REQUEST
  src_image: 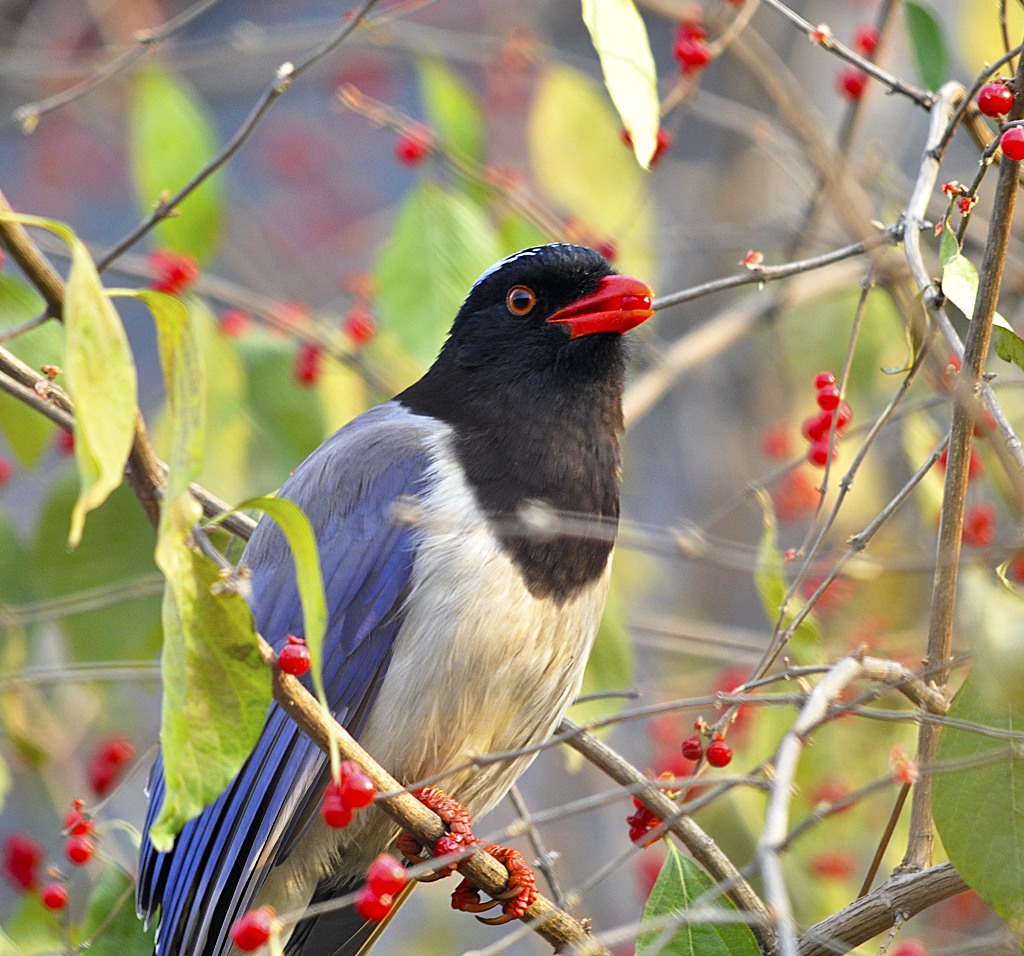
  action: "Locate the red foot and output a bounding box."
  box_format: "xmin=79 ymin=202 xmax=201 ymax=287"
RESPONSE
xmin=395 ymin=789 xmax=539 ymax=924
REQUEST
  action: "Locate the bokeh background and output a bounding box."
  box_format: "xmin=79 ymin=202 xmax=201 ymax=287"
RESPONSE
xmin=2 ymin=1 xmax=1023 ymax=953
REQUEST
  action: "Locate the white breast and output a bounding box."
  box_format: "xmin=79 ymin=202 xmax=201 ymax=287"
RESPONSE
xmin=256 ymin=426 xmax=610 ymax=916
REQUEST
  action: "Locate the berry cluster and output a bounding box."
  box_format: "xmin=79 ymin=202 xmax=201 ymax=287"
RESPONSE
xmin=673 ymin=18 xmax=711 ymax=76
xmin=277 ymin=634 xmax=311 ymax=676
xmin=680 ymin=732 xmax=733 ymax=768
xmin=800 ymin=371 xmax=852 ymax=468
xmin=321 ymin=760 xmax=377 ymax=829
xmin=626 ymin=795 xmax=661 ymax=845
xmin=354 ymin=854 xmax=409 ymax=922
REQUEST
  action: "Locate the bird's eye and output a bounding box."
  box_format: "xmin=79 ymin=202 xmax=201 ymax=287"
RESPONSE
xmin=506 ymin=285 xmax=536 ymax=316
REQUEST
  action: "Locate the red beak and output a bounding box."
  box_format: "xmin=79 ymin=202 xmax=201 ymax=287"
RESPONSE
xmin=545 ymin=274 xmax=655 ymax=339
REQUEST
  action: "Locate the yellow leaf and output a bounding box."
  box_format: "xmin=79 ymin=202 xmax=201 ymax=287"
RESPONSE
xmin=581 ymin=0 xmax=659 ymax=168
xmin=528 ymin=65 xmax=654 ymax=278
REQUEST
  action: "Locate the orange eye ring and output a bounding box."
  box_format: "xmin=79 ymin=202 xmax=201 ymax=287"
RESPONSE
xmin=506 ymin=285 xmax=536 ymax=316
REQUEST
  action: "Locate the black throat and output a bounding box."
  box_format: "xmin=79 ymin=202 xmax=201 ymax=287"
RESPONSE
xmin=397 ymin=337 xmax=625 ymax=602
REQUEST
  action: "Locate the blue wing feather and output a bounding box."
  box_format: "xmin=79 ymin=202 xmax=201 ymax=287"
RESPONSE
xmin=137 ymin=403 xmax=438 ymax=955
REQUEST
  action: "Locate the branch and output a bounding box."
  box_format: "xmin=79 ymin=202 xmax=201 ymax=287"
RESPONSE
xmin=906 ymin=47 xmax=1024 ymax=872
xmin=797 ymin=863 xmax=967 ymax=956
xmin=559 ymin=719 xmax=777 ymax=956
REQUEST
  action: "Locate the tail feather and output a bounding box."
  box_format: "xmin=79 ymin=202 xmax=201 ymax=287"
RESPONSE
xmin=284 ymin=881 xmax=416 ymax=956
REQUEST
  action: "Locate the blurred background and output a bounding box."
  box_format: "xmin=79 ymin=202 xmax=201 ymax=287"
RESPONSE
xmin=1 ymin=0 xmax=1022 ymax=953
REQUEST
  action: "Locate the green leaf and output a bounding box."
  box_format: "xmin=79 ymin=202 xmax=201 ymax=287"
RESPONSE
xmin=528 ymin=64 xmax=653 ymax=277
xmin=581 ymin=0 xmax=659 ymax=168
xmin=80 ymin=864 xmax=156 ymax=956
xmin=0 ymin=214 xmax=138 ymax=547
xmin=0 ymin=928 xmax=24 ymax=956
xmin=28 ymin=475 xmax=162 ymax=661
xmin=939 ymin=220 xmax=959 ymax=269
xmin=1 ymin=892 xmax=61 ymax=954
xmin=941 ymin=251 xmax=1024 ymax=372
xmin=754 ymin=490 xmax=821 ymax=663
xmin=375 ymin=180 xmax=501 ymax=368
xmin=933 ymin=672 xmax=1024 ymax=927
xmin=64 ymin=239 xmax=139 ymax=548
xmin=234 ymin=496 xmax=327 ymax=704
xmin=149 ymin=548 xmax=270 ymax=851
xmin=417 ymin=58 xmax=485 ymax=166
xmin=236 ymin=333 xmax=329 ymax=490
xmin=904 ymin=1 xmax=948 ymax=90
xmin=637 ymin=844 xmax=762 ymax=956
xmin=0 ymin=276 xmax=62 ymax=467
xmin=129 ymin=66 xmax=222 ymax=261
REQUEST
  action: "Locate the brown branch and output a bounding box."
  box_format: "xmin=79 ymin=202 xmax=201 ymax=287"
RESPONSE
xmin=905 ymin=46 xmax=1024 ymax=873
xmin=797 ymin=863 xmax=967 ymax=956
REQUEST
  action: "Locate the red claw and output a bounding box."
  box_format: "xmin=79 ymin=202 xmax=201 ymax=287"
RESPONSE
xmin=395 ymin=789 xmax=539 ymax=925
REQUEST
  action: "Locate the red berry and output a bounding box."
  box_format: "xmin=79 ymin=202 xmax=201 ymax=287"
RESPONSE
xmin=355 ymin=884 xmax=394 ymax=922
xmin=676 ymin=18 xmax=706 ymax=42
xmin=148 ymin=250 xmax=199 ymax=296
xmin=816 ymin=384 xmax=841 ymax=411
xmin=218 ymin=309 xmax=253 ymax=337
xmin=810 ymin=777 xmax=851 ymax=809
xmin=343 ymin=305 xmax=376 ymax=346
xmin=834 ymin=401 xmax=853 ymax=432
xmin=812 ymin=851 xmax=855 ymax=879
xmin=978 ymin=82 xmax=1014 ymax=118
xmin=65 ymin=834 xmax=94 ymax=865
xmin=64 ymin=807 xmax=93 ymax=836
xmin=394 ymin=127 xmax=431 ymax=166
xmin=2 ymin=833 xmax=43 ymax=891
xmin=339 ymin=761 xmax=376 ymax=809
xmin=293 ymin=343 xmax=322 ymax=387
xmin=891 ymin=942 xmax=928 ymax=956
xmin=813 ymin=371 xmax=836 ymax=390
xmin=0 ymin=456 xmax=12 ymax=488
xmin=801 ymin=411 xmax=830 ymax=443
xmin=365 ymin=854 xmax=408 ymax=895
xmin=594 ymin=239 xmax=617 ymax=262
xmin=761 ymin=424 xmax=791 ymax=460
xmin=57 ymin=429 xmax=75 ymax=455
xmin=853 ymin=24 xmax=880 ymax=55
xmin=807 ymin=438 xmax=831 ymax=468
xmin=837 ymin=68 xmax=867 ymax=100
xmin=87 ymin=737 xmax=135 ymax=797
xmin=962 ymin=502 xmax=996 ymax=548
xmin=705 ymin=737 xmax=733 ymax=768
xmin=231 ymin=907 xmax=275 ymax=951
xmin=681 ymin=735 xmax=704 ymax=761
xmin=278 ymin=640 xmax=311 ymax=676
xmin=322 ymin=784 xmax=353 ymax=829
xmin=40 ymin=882 xmax=69 ymax=910
xmin=674 ymin=36 xmax=711 ymax=75
xmin=1001 ymin=126 xmax=1024 ymax=161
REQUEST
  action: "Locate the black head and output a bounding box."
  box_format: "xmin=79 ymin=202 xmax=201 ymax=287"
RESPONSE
xmin=397 ymin=244 xmax=654 ymax=601
xmin=434 ymin=243 xmax=654 ymax=377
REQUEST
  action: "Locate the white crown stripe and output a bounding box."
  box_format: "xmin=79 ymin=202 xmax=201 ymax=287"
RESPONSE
xmin=469 ymin=244 xmax=582 ymax=292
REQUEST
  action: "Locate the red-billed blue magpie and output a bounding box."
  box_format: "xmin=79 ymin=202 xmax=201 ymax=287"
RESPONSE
xmin=136 ymin=243 xmax=654 ymax=954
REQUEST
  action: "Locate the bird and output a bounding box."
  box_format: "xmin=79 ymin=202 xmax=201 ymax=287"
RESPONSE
xmin=136 ymin=242 xmax=655 ymax=955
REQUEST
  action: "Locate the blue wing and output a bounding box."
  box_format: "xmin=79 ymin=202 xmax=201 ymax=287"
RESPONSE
xmin=137 ymin=403 xmax=439 ymax=955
